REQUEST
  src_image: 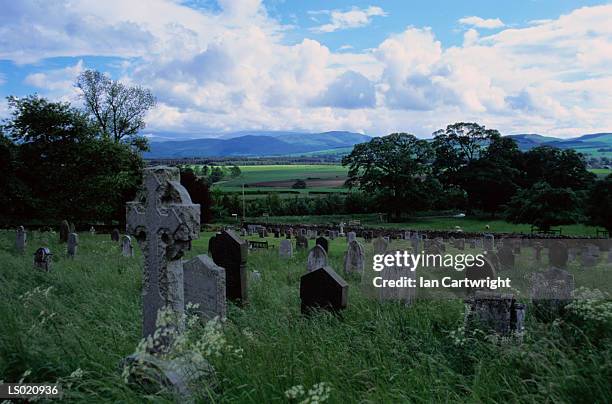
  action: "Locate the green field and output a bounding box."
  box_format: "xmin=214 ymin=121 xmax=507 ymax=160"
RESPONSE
xmin=1 ymin=230 xmax=610 ymax=402
xmin=214 ymin=164 xmax=349 ymax=195
xmin=590 ymin=168 xmax=611 ymax=177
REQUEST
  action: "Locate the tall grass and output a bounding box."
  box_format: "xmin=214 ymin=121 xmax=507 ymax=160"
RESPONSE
xmin=0 ymin=230 xmax=610 ymax=403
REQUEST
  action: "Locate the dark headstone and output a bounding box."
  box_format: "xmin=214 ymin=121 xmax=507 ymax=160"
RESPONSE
xmin=59 ymin=220 xmax=70 ymax=243
xmin=300 ymin=266 xmax=348 ymax=314
xmin=315 ymin=236 xmax=329 ymax=253
xmin=209 ymin=230 xmax=248 ymax=304
xmin=296 ymin=235 xmax=309 ymax=251
xmin=34 ymin=247 xmax=52 ymax=272
xmin=111 ymin=229 xmax=120 ymax=242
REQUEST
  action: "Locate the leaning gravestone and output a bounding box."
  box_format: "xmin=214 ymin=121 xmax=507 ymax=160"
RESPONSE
xmin=67 ymin=233 xmax=78 ymax=258
xmin=300 ymin=266 xmax=348 ymax=314
xmin=111 ymin=229 xmax=120 ymax=242
xmin=34 ymin=247 xmax=52 ymax=272
xmin=126 ymin=166 xmax=200 ymax=340
xmin=307 ymin=245 xmax=328 ymax=272
xmin=209 ymin=230 xmax=248 ymax=304
xmin=279 ymin=239 xmax=293 ymax=258
xmin=531 ymin=267 xmax=574 ymax=321
xmin=315 ymin=236 xmax=329 ymax=253
xmin=373 ymin=236 xmax=389 ymax=255
xmin=344 ymin=240 xmax=365 ymax=275
xmin=16 ymin=226 xmax=27 ymax=254
xmin=121 ymin=235 xmax=134 ymax=257
xmin=59 ymin=220 xmax=70 ymax=243
xmin=183 ymin=254 xmax=226 ymax=321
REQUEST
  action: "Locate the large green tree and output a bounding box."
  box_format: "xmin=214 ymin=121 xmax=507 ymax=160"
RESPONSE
xmin=520 ymin=146 xmax=595 ymax=190
xmin=342 ymin=133 xmax=433 ymax=219
xmin=586 ymin=174 xmax=612 ymax=234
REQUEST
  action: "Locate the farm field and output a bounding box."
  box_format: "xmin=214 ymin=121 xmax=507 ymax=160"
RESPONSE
xmin=590 ymin=168 xmax=612 ymax=177
xmin=1 ymin=230 xmax=610 ymax=402
xmin=242 ymin=214 xmax=602 ymax=237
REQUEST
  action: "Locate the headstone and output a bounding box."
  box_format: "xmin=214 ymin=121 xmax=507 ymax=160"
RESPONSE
xmin=296 ymin=235 xmax=309 ymax=251
xmin=69 ymin=222 xmax=76 ymax=233
xmin=183 ymin=254 xmax=226 ymax=321
xmin=548 ymin=240 xmax=568 ymax=269
xmin=464 ymin=291 xmax=525 ymax=337
xmin=34 ymin=247 xmax=52 ymax=272
xmin=16 ymin=226 xmax=26 ymax=254
xmin=111 ymin=229 xmax=120 ymax=242
xmin=347 ymin=231 xmax=356 ymax=243
xmin=126 ymin=166 xmax=200 ymax=340
xmin=67 ymin=233 xmax=78 ymax=258
xmin=251 ymin=270 xmax=262 ymax=282
xmin=580 ymin=244 xmax=600 ymax=267
xmin=315 ymin=236 xmax=329 ymax=253
xmin=307 ymin=245 xmax=328 ymax=272
xmin=344 ymin=240 xmax=365 ymax=275
xmin=300 ymin=266 xmax=348 ymax=314
xmin=274 ymin=229 xmax=280 ymax=238
xmin=497 ymin=245 xmax=515 ymax=271
xmin=378 ymin=250 xmax=416 ymax=305
xmin=208 ymin=230 xmax=248 ymax=304
xmin=89 ymin=226 xmax=96 ymax=235
xmin=279 ymin=239 xmax=293 ymax=258
xmin=465 ymin=256 xmax=497 ymax=295
xmin=483 ymin=233 xmax=495 ymax=251
xmin=286 ymin=228 xmax=293 ymax=239
xmin=121 ymin=235 xmax=134 ymax=257
xmin=373 ymin=236 xmax=389 ymax=255
xmin=411 ymin=234 xmax=420 ymax=253
xmin=60 ymin=220 xmax=70 ymax=243
xmin=240 ymin=228 xmax=247 ymax=237
xmin=531 ymin=267 xmax=574 ymax=321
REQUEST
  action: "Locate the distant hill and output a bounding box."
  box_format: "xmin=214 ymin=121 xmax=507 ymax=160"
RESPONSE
xmin=507 ymin=133 xmax=612 ymax=157
xmin=145 ymin=131 xmax=371 ymax=158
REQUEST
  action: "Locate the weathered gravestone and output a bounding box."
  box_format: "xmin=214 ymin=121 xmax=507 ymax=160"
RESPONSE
xmin=209 ymin=230 xmax=248 ymax=304
xmin=183 ymin=254 xmax=226 ymax=321
xmin=483 ymin=233 xmax=495 ymax=251
xmin=300 ymin=266 xmax=348 ymax=314
xmin=464 ymin=291 xmax=525 ymax=338
xmin=16 ymin=226 xmax=26 ymax=254
xmin=307 ymin=245 xmax=328 ymax=272
xmin=377 ymin=250 xmax=416 ymax=305
xmin=548 ymin=240 xmax=568 ymax=269
xmin=465 ymin=256 xmax=497 ymax=295
xmin=111 ymin=228 xmax=120 ymax=242
xmin=126 ymin=166 xmax=200 ymax=340
xmin=531 ymin=267 xmax=574 ymax=321
xmin=580 ymin=244 xmax=600 ymax=267
xmin=315 ymin=236 xmax=329 ymax=253
xmin=296 ymin=235 xmax=309 ymax=251
xmin=347 ymin=231 xmax=356 ymax=243
xmin=59 ymin=220 xmax=70 ymax=243
xmin=34 ymin=247 xmax=52 ymax=272
xmin=411 ymin=234 xmax=421 ymax=253
xmin=373 ymin=236 xmax=389 ymax=255
xmin=344 ymin=240 xmax=365 ymax=275
xmin=121 ymin=235 xmax=134 ymax=257
xmin=67 ymin=233 xmax=78 ymax=258
xmin=497 ymin=244 xmax=515 ymax=271
xmin=279 ymin=239 xmax=293 ymax=258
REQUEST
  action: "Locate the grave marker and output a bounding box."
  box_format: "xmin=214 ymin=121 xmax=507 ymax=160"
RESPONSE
xmin=183 ymin=254 xmax=226 ymax=321
xmin=209 ymin=230 xmax=248 ymax=304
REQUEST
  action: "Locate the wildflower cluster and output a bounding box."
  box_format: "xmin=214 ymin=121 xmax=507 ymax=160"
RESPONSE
xmin=285 ymin=382 xmax=331 ymax=403
xmin=19 ymin=286 xmax=54 ymax=307
xmin=567 ymin=287 xmax=612 ymax=324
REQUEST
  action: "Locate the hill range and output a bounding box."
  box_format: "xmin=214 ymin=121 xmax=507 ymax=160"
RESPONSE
xmin=144 ymin=131 xmax=612 ymax=159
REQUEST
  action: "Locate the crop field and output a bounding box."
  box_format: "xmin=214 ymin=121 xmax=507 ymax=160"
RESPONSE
xmin=589 ymin=168 xmax=611 ymax=177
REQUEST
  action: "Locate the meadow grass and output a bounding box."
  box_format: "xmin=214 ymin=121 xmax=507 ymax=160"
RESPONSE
xmin=1 ymin=230 xmax=610 ymax=403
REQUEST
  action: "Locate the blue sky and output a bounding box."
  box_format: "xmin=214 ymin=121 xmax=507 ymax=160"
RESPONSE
xmin=1 ymin=0 xmax=611 ymax=138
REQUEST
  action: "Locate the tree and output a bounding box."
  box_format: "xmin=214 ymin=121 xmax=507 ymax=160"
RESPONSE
xmin=342 ymin=133 xmax=433 ymax=219
xmin=520 ymin=146 xmax=595 ymax=191
xmin=292 ymin=179 xmax=307 ymax=189
xmin=209 ymin=166 xmax=224 ymax=183
xmin=229 ymin=165 xmax=241 ymax=178
xmin=505 ymin=182 xmax=583 ymax=232
xmin=586 ymin=174 xmax=612 ymax=234
xmin=180 ymin=169 xmax=214 ymax=224
xmin=76 ymin=69 xmax=155 ymax=151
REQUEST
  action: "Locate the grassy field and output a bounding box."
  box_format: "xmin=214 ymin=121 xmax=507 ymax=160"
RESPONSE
xmin=590 ymin=168 xmax=612 ymax=177
xmin=243 ymin=214 xmax=602 ymax=237
xmin=212 ymin=165 xmax=348 ymax=195
xmin=1 ymin=230 xmax=611 ymax=402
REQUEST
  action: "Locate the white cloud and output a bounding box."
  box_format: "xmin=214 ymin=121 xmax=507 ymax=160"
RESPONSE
xmin=24 ymin=60 xmax=85 ymax=102
xmin=311 ymin=6 xmax=387 ymax=33
xmin=459 ymin=16 xmax=505 ymax=29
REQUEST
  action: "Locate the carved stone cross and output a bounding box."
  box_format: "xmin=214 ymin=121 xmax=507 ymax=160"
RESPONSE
xmin=126 ymin=166 xmax=200 ymax=339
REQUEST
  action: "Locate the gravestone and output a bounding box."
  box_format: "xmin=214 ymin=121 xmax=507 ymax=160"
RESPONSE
xmin=307 ymin=245 xmax=328 ymax=272
xmin=296 ymin=235 xmax=309 ymax=251
xmin=16 ymin=226 xmax=26 ymax=254
xmin=465 ymin=256 xmax=497 ymax=295
xmin=465 ymin=291 xmax=525 ymax=337
xmin=534 ymin=243 xmax=543 ymax=263
xmin=373 ymin=236 xmax=389 ymax=255
xmin=300 ymin=266 xmax=348 ymax=314
xmin=580 ymin=244 xmax=600 ymax=267
xmin=121 ymin=235 xmax=134 ymax=257
xmin=344 ymin=240 xmax=365 ymax=275
xmin=531 ymin=267 xmax=574 ymax=321
xmin=251 ymin=270 xmax=262 ymax=282
xmin=483 ymin=233 xmax=495 ymax=251
xmin=34 ymin=247 xmax=52 ymax=272
xmin=411 ymin=234 xmax=420 ymax=253
xmin=60 ymin=220 xmax=70 ymax=243
xmin=111 ymin=229 xmax=120 ymax=242
xmin=468 ymin=239 xmax=476 ymax=249
xmin=315 ymin=236 xmax=329 ymax=253
xmin=240 ymin=228 xmax=247 ymax=237
xmin=274 ymin=229 xmax=280 ymax=238
xmin=126 ymin=166 xmax=200 ymax=340
xmin=208 ymin=230 xmax=248 ymax=304
xmin=89 ymin=226 xmax=96 ymax=235
xmin=69 ymin=222 xmax=76 ymax=233
xmin=347 ymin=231 xmax=356 ymax=243
xmin=497 ymin=245 xmax=515 ymax=271
xmin=378 ymin=250 xmax=416 ymax=305
xmin=279 ymin=239 xmax=293 ymax=258
xmin=67 ymin=233 xmax=78 ymax=258
xmin=183 ymin=254 xmax=226 ymax=321
xmin=548 ymin=240 xmax=568 ymax=269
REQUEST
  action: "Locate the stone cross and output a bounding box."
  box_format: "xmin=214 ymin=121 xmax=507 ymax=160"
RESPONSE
xmin=89 ymin=226 xmax=96 ymax=235
xmin=67 ymin=233 xmax=78 ymax=258
xmin=183 ymin=254 xmax=226 ymax=321
xmin=126 ymin=166 xmax=200 ymax=339
xmin=307 ymin=245 xmax=328 ymax=272
xmin=16 ymin=226 xmax=26 ymax=254
xmin=121 ymin=235 xmax=134 ymax=257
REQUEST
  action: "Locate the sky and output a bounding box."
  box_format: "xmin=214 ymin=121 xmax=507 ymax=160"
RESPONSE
xmin=1 ymin=0 xmax=611 ymax=138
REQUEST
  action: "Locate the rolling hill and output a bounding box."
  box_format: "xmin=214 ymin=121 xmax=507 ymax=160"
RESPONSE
xmin=507 ymin=133 xmax=612 ymax=157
